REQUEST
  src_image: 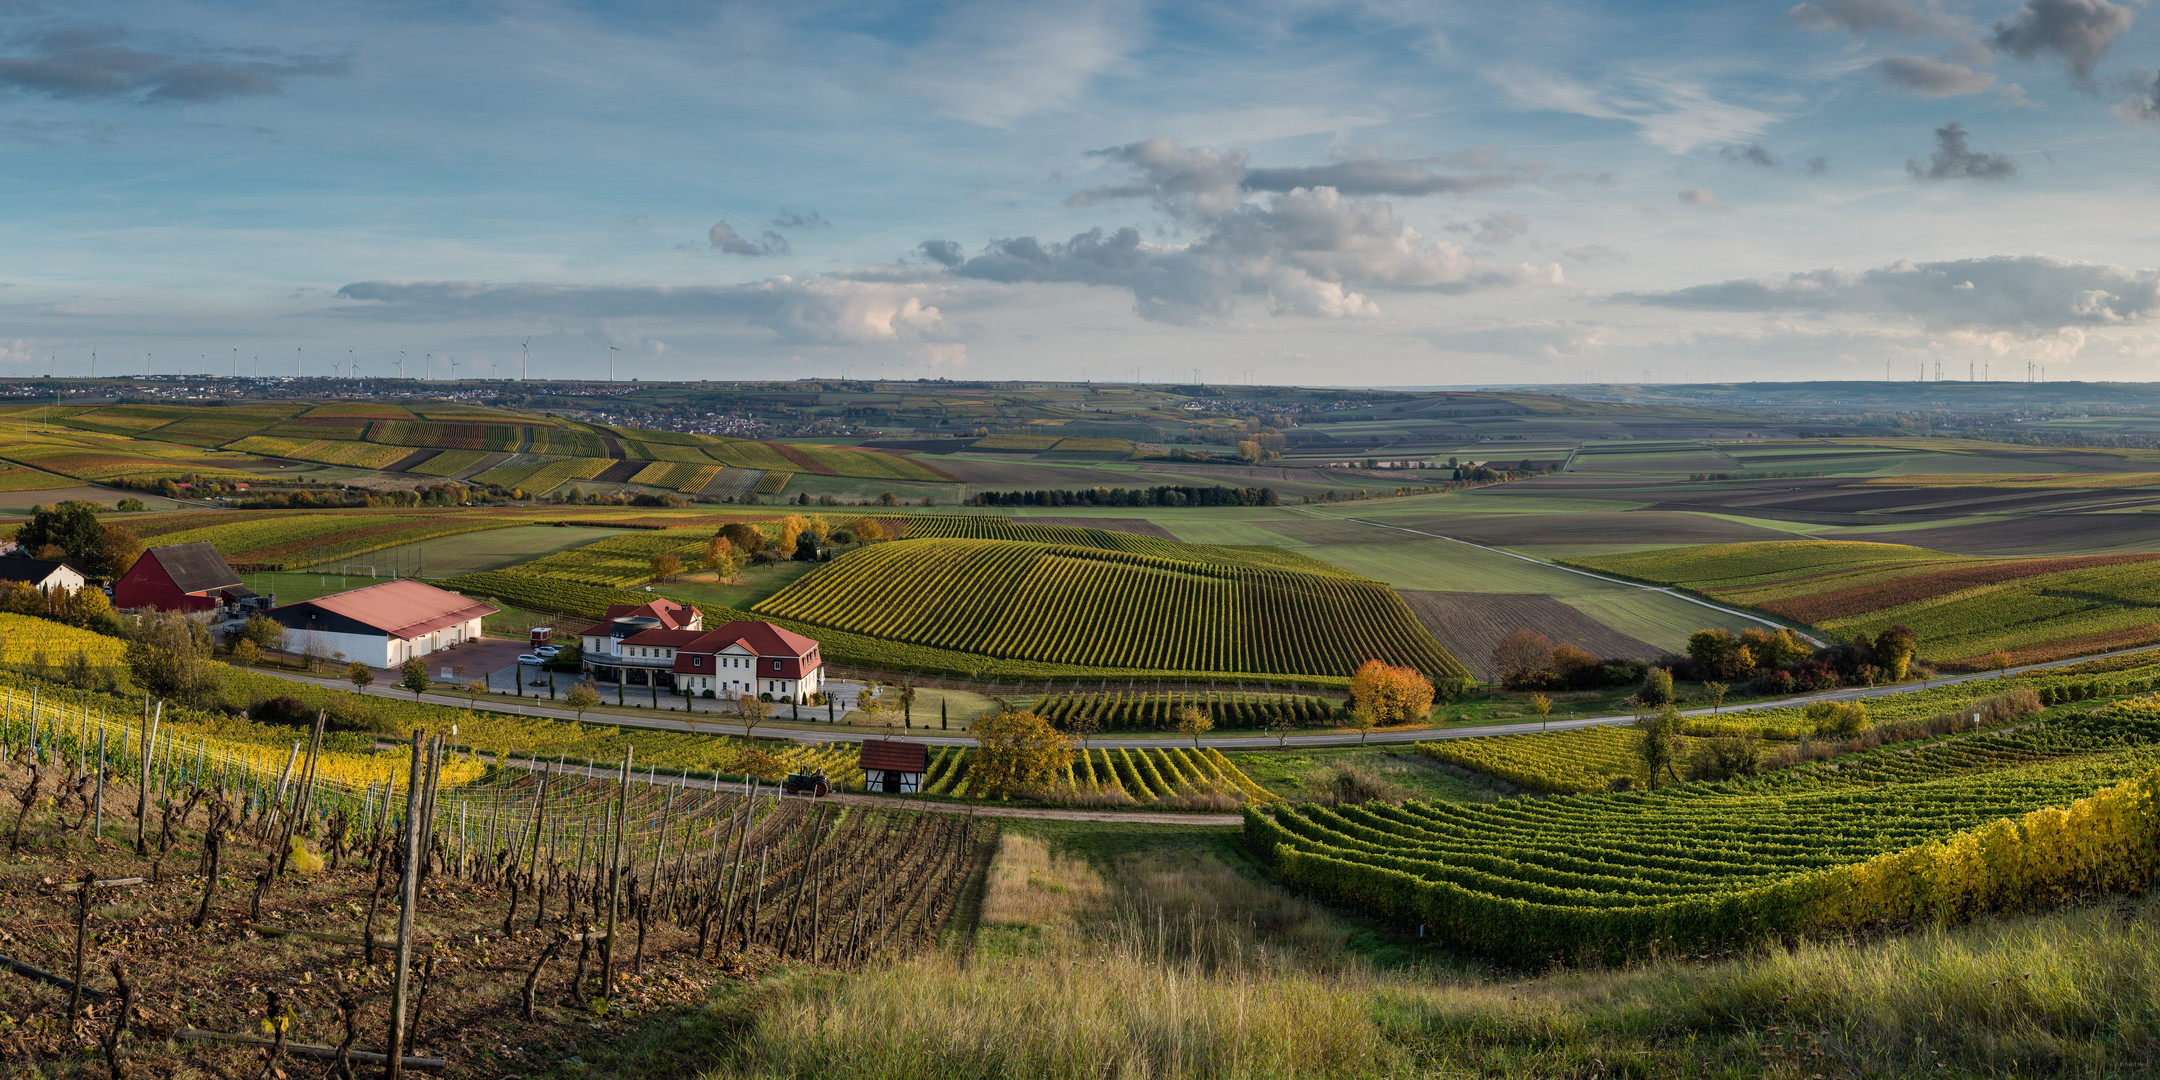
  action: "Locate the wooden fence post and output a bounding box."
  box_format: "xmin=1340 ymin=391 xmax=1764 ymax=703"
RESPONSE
xmin=386 ymin=730 xmax=426 ymax=1080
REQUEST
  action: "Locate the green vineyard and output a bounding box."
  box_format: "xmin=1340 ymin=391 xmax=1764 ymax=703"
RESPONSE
xmin=922 ymin=744 xmax=1280 ymax=806
xmin=1034 ymin=690 xmax=1339 ymax=732
xmin=752 ymin=537 xmax=1465 ymax=680
xmin=1252 ymin=704 xmax=2160 ymax=964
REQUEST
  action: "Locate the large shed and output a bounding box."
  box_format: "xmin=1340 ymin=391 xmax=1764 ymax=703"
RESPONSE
xmin=264 ymin=579 xmax=498 ymax=668
xmin=113 ymin=542 xmax=250 ymax=614
xmin=860 ymin=740 xmax=929 ymax=794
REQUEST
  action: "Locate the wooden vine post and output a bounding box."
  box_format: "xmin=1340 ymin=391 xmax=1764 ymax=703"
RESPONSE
xmin=386 ymin=730 xmax=426 ymax=1080
xmin=601 ymin=745 xmax=631 ymax=1000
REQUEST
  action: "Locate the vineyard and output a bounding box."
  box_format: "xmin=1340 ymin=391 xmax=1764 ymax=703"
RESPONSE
xmin=0 ymin=428 xmax=270 ymax=485
xmin=125 ymin=511 xmax=529 ymax=571
xmin=754 ymin=537 xmax=1462 ymax=681
xmin=1251 ymin=704 xmax=2160 ymax=963
xmin=901 ymin=515 xmax=1354 ymax=575
xmin=0 ymin=700 xmax=989 ymax=1078
xmin=922 ymin=743 xmax=1279 ymax=807
xmin=1033 ymin=690 xmax=1339 ymax=732
xmin=1416 ymin=726 xmax=1689 ymax=794
xmin=1567 ymin=540 xmax=2160 ymax=668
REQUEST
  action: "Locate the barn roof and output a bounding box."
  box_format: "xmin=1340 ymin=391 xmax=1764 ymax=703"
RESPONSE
xmin=0 ymin=557 xmax=81 ymax=585
xmin=145 ymin=542 xmax=243 ymax=595
xmin=274 ymin=578 xmax=498 ymax=640
xmin=859 ymin=740 xmax=928 ymax=773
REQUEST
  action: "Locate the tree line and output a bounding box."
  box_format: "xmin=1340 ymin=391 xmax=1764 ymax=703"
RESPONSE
xmin=964 ymin=485 xmax=1279 ymax=507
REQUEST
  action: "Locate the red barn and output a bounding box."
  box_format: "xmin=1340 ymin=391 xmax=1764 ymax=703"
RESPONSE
xmin=114 ymin=542 xmax=252 ymax=614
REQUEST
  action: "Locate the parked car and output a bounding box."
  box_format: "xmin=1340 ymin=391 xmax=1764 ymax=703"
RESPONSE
xmin=534 ymin=645 xmax=561 ymax=658
xmin=517 ymin=653 xmax=544 ymax=666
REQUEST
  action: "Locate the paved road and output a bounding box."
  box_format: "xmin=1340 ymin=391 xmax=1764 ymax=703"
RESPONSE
xmin=255 ymin=640 xmax=2144 ymax=750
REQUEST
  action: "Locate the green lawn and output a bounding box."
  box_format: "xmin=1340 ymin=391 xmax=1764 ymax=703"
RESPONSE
xmin=359 ymin=523 xmax=638 ymax=577
xmin=658 ymin=560 xmax=820 ymax=611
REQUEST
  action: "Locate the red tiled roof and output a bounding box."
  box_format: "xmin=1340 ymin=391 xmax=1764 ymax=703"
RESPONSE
xmin=859 ymin=740 xmax=928 ymax=773
xmin=277 ymin=579 xmax=498 ymax=640
xmin=578 ymin=598 xmax=701 ymax=637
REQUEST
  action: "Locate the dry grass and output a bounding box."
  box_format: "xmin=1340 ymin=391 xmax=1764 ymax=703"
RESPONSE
xmin=980 ymin=833 xmax=1107 ymax=929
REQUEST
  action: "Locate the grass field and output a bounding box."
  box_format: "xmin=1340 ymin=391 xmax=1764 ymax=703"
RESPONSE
xmin=1570 ymin=540 xmax=2160 ymax=666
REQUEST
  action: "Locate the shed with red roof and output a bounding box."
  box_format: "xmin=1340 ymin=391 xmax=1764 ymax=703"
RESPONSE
xmin=263 ymin=578 xmax=499 ymax=668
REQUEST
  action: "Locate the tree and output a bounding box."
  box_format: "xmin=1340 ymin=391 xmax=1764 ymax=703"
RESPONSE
xmin=241 ymin=615 xmax=288 ymax=654
xmin=564 ymin=680 xmax=601 ymax=720
xmin=1805 ymin=700 xmax=1870 ymax=737
xmin=1687 ymin=629 xmax=1738 ymax=673
xmin=896 ymin=681 xmax=917 ymax=726
xmin=15 ymin=501 xmax=105 ymax=568
xmin=850 ymin=517 xmax=886 ymax=543
xmin=1703 ymin=681 xmax=1729 ymax=713
xmin=735 ymin=691 xmax=771 ymax=738
xmin=1064 ymin=707 xmax=1100 ymax=750
xmin=398 ymin=656 xmax=430 ymax=700
xmin=99 ymin=524 xmax=143 ymax=577
xmin=1348 ymin=704 xmax=1379 ymax=745
xmin=1529 ymin=693 xmax=1553 ymax=730
xmin=1718 ymin=645 xmax=1756 ymax=681
xmin=702 ymin=536 xmax=741 ymax=579
xmin=1349 ymin=660 xmax=1434 ymax=724
xmin=806 ymin=515 xmax=833 ymax=544
xmin=125 ymin=610 xmax=225 ymax=710
xmin=793 ymin=530 xmax=819 ymax=562
xmin=777 ymin=514 xmax=811 ymax=549
xmin=878 ymin=491 xmax=898 ymax=507
xmin=1638 ymin=667 xmax=1674 ymax=707
xmin=718 ymin=522 xmax=766 ymax=556
xmin=348 ymin=661 xmax=374 ymax=691
xmin=115 ymin=497 xmax=145 ymax=512
xmin=649 ymin=550 xmax=683 ymax=580
xmin=1175 ymin=705 xmax=1214 ymax=746
xmin=229 ymin=638 xmax=263 ymax=667
xmin=1872 ymin=625 xmax=1918 ymax=681
xmin=1635 ymin=706 xmax=1684 ymax=789
xmin=1491 ymin=629 xmax=1554 ymax=689
xmin=967 ymin=708 xmax=1075 ymax=799
xmin=1987 ymin=650 xmax=2012 ymax=674
xmin=1236 ymin=439 xmax=1260 ymax=463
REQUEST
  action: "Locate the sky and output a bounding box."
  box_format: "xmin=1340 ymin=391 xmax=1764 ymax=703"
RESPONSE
xmin=0 ymin=0 xmax=2156 ymax=387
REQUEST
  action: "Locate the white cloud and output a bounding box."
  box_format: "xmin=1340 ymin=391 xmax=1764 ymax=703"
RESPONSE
xmin=334 ymin=276 xmax=957 ymax=346
xmin=1488 ymin=68 xmax=1780 ymax=153
xmin=1678 ymin=187 xmax=1728 ymax=209
xmin=891 ymin=0 xmax=1140 ymax=126
xmin=1616 ymin=253 xmax=2160 ymax=334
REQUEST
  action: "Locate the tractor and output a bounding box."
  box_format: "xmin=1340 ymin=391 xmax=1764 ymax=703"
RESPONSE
xmin=782 ymin=769 xmax=830 ymax=797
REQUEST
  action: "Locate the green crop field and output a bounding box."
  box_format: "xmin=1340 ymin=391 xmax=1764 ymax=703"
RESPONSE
xmin=1033 ymin=689 xmax=1338 ymax=732
xmin=502 ymin=525 xmax=716 ymax=588
xmin=1251 ymin=702 xmax=2160 ymax=964
xmin=752 ymin=536 xmax=1465 ymax=680
xmin=1569 ymin=540 xmax=2160 ymax=667
xmin=922 ymin=743 xmax=1279 ymax=806
xmin=131 ymin=510 xmax=530 ymax=570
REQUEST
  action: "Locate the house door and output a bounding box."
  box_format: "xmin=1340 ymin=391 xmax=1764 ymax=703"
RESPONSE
xmin=882 ymin=771 xmax=901 ymax=793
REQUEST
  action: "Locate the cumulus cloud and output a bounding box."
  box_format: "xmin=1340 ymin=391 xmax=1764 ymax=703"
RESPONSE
xmin=0 ymin=26 xmax=347 ymax=104
xmin=1064 ymin=137 xmax=1538 ymax=212
xmin=1446 ymin=212 xmax=1530 ymax=246
xmin=709 ymin=221 xmax=791 ymax=257
xmin=1872 ymin=55 xmax=1999 ymax=96
xmin=1990 ymin=0 xmax=2135 ymax=83
xmin=916 ymin=239 xmax=966 ymax=267
xmin=1788 ymin=0 xmax=1971 ymax=38
xmin=1719 ymin=143 xmax=1779 ymax=167
xmin=1615 ymin=253 xmax=2160 ymax=334
xmin=952 ymin=186 xmax=1559 ymax=325
xmin=2125 ymin=70 xmax=2160 ymax=122
xmin=1906 ymin=121 xmax=2017 ymax=180
xmin=333 ymin=277 xmax=956 ymax=346
xmin=1678 ymin=187 xmax=1728 ymax=208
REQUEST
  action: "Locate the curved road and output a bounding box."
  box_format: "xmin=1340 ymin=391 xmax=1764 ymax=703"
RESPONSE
xmin=260 ymin=643 xmax=2139 ymax=751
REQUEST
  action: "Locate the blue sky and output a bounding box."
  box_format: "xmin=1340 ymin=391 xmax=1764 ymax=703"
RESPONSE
xmin=0 ymin=0 xmax=2155 ymax=385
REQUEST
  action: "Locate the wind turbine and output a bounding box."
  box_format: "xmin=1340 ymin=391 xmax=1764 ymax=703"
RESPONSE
xmin=296 ymin=346 xmax=302 ymax=378
xmin=489 ymin=357 xmax=500 ymax=380
xmin=145 ymin=352 xmax=151 ymax=378
xmin=232 ymin=348 xmax=238 ymax=377
xmin=449 ymin=356 xmax=463 ymax=380
xmin=520 ymin=339 xmax=529 ymax=381
xmin=348 ymin=348 xmax=355 ymax=377
xmin=396 ymin=350 xmax=405 ymax=380
xmin=425 ymin=353 xmax=433 ymax=380
xmin=609 ymin=344 xmax=619 ymax=382
xmin=90 ymin=350 xmax=95 ymax=379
